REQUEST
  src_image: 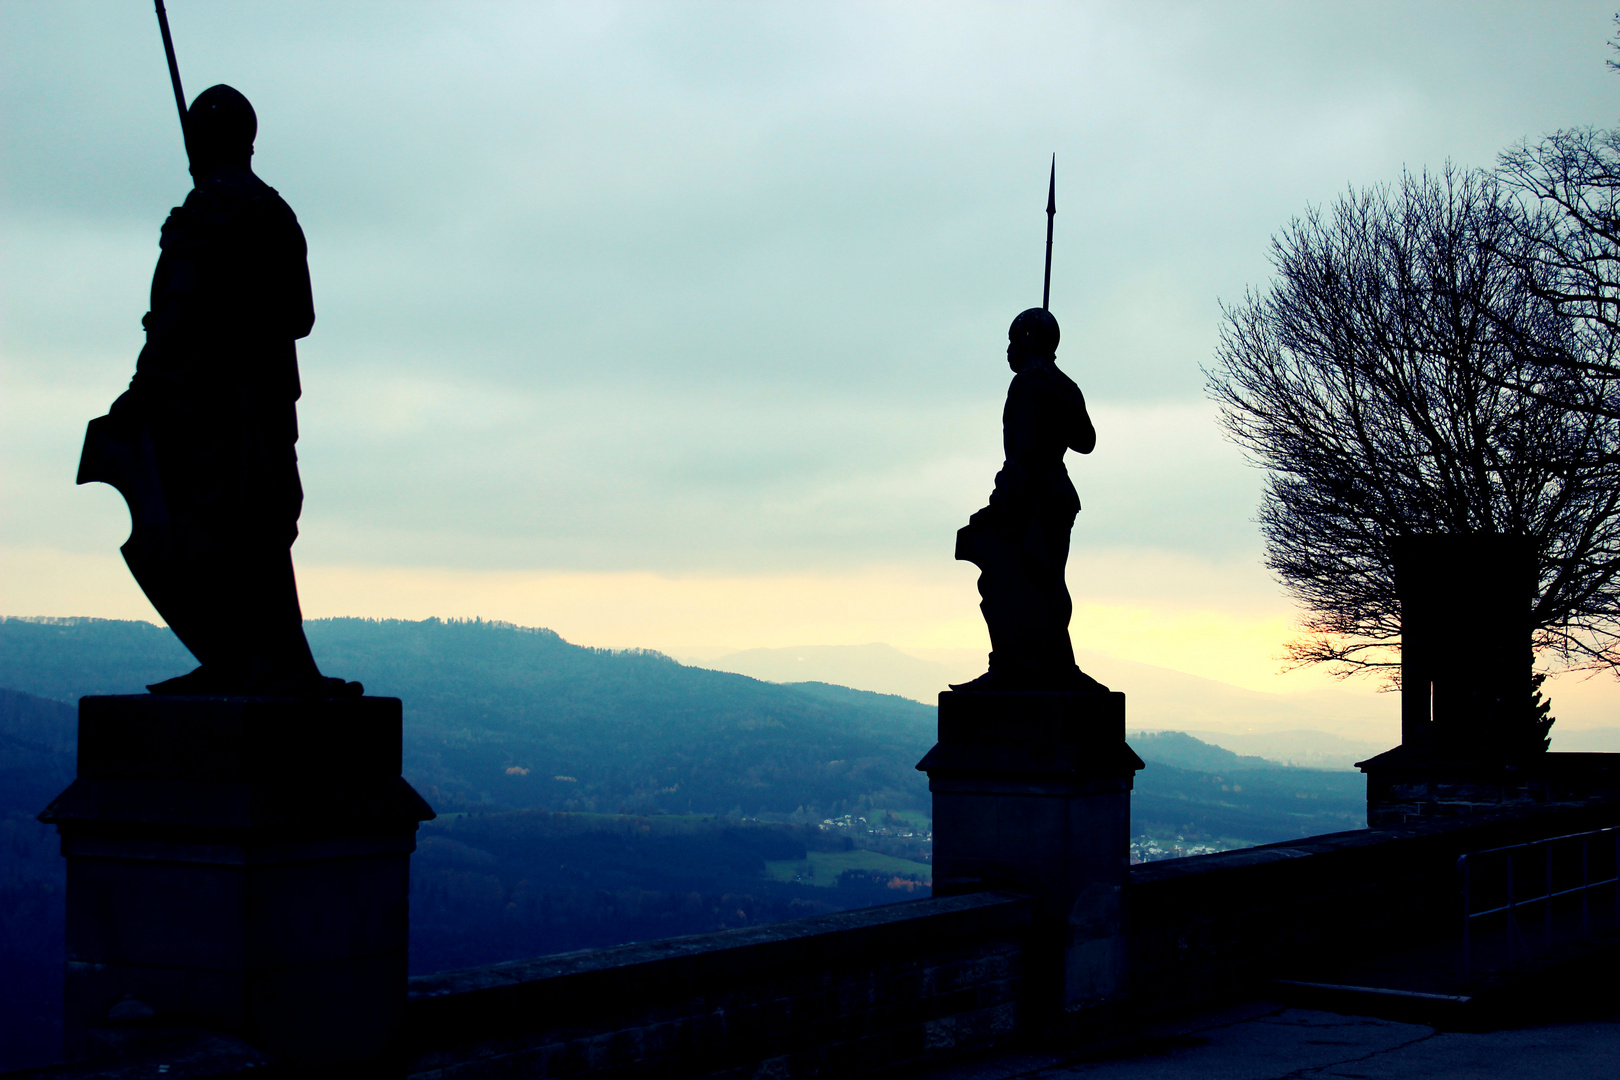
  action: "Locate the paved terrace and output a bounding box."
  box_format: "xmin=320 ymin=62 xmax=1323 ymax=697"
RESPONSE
xmin=923 ymin=997 xmax=1620 ymax=1079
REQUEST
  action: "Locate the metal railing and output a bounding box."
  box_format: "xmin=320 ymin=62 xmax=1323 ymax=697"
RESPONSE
xmin=1458 ymin=826 xmax=1620 ymax=974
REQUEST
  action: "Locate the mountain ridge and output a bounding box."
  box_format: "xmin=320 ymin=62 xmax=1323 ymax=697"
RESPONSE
xmin=693 ymin=641 xmax=1395 ymax=766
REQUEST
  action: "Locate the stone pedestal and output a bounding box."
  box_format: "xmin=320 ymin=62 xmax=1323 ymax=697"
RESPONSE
xmin=1358 ymin=744 xmax=1620 ymax=827
xmin=38 ymin=695 xmax=434 ymax=1071
xmin=1391 ymin=535 xmax=1535 ymax=753
xmin=917 ymin=690 xmax=1142 ymax=1020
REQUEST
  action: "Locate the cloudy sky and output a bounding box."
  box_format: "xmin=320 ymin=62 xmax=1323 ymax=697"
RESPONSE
xmin=5 ymin=1 xmax=1620 ymax=720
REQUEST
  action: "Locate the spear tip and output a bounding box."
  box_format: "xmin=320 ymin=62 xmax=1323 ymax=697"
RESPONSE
xmin=1041 ymin=155 xmax=1055 ymax=310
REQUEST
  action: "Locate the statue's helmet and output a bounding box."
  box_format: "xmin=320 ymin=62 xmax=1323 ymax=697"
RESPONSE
xmin=187 ymin=85 xmax=257 ymax=163
xmin=1008 ymin=307 xmax=1060 ymax=357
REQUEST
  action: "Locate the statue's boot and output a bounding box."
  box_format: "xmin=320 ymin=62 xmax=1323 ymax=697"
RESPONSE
xmin=948 ymin=668 xmax=1010 ymax=692
xmin=147 ymin=665 xmax=233 ymax=695
xmin=148 ymin=665 xmax=361 ymax=698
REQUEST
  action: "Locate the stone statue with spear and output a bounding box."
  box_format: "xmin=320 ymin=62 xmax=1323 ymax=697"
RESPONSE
xmin=952 ymin=158 xmax=1105 ymax=692
xmin=77 ymin=1 xmax=359 ymax=696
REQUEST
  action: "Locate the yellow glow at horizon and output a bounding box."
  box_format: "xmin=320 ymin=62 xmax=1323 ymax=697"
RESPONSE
xmin=9 ymin=543 xmax=1620 ymax=728
xmin=4 ymin=543 xmax=1340 ymax=695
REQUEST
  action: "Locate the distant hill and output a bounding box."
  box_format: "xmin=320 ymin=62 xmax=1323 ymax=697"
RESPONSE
xmin=697 ymin=644 xmax=959 ymax=705
xmin=0 ymin=616 xmax=1366 ymax=839
xmin=695 ymin=642 xmax=1399 ymax=760
xmin=1131 ymin=730 xmax=1276 ymax=772
xmin=0 ymin=617 xmax=193 ymax=699
xmin=0 ymin=689 xmax=72 ymax=1071
xmin=1178 ymin=729 xmax=1386 ymax=770
xmin=0 ymin=688 xmax=75 ymax=818
xmin=0 ymin=615 xmax=1368 ymax=1049
xmin=1130 ymin=760 xmax=1364 ymax=845
xmin=0 ymin=616 xmax=937 ymax=819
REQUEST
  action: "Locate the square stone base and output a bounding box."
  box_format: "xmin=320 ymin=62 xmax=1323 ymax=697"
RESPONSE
xmin=918 ymin=690 xmax=1141 ymax=1014
xmin=1358 ymin=745 xmax=1620 ymax=827
xmin=40 ymin=695 xmax=433 ymax=1069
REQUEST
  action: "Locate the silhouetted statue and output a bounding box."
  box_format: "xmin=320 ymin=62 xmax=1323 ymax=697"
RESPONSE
xmin=77 ymin=85 xmax=358 ymax=697
xmin=952 ymin=308 xmax=1106 ymax=692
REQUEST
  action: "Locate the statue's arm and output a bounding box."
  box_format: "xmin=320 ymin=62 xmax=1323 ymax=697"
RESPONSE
xmin=988 ymin=373 xmax=1038 ymax=512
xmin=283 ymin=214 xmax=315 ymax=341
xmin=1070 ymin=385 xmax=1096 ymax=455
xmin=115 ymin=213 xmax=200 ymax=415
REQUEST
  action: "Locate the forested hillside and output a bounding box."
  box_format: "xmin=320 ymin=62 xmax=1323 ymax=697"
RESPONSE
xmin=0 ymin=616 xmax=1366 ymax=845
xmin=0 ymin=615 xmax=1366 ymax=1067
xmin=0 ymin=689 xmax=71 ymax=1071
xmin=0 ymin=615 xmax=1367 ymax=842
xmin=0 ymin=616 xmax=937 ymax=819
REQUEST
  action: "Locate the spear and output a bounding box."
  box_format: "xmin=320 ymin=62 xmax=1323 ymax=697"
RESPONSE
xmin=1042 ymin=154 xmax=1055 ymax=311
xmin=154 ymin=0 xmax=189 ymax=147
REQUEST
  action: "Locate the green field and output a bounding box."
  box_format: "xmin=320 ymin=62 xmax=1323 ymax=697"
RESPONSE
xmin=435 ymin=810 xmax=756 ymax=836
xmin=878 ymin=808 xmax=931 ymax=831
xmin=764 ymin=848 xmax=932 ymax=888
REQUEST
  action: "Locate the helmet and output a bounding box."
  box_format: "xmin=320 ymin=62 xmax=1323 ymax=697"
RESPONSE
xmin=187 ymin=85 xmax=256 ymax=163
xmin=1008 ymin=307 xmax=1060 ymax=357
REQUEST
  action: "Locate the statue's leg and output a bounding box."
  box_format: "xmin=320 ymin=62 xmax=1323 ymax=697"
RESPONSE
xmin=959 ymin=508 xmax=1086 ymax=691
xmin=136 ymin=537 xmax=259 ymax=693
xmin=122 ymin=542 xmax=222 ymax=673
xmin=971 ymin=516 xmax=1053 ymax=685
xmin=987 ymin=513 xmax=1078 ymax=688
xmin=1042 ymin=513 xmax=1078 ymax=672
xmin=243 ymin=546 xmax=322 ymax=691
xmin=974 ymin=519 xmax=1036 ymax=678
xmin=978 ymin=574 xmax=1014 ymax=675
xmin=230 ymin=413 xmax=324 ymax=692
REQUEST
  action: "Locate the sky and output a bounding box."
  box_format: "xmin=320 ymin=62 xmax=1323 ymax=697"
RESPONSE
xmin=5 ymin=1 xmax=1620 ymax=728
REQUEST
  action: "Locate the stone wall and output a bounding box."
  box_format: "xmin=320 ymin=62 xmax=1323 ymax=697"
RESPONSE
xmin=20 ymin=798 xmax=1620 ymax=1078
xmin=404 ymin=797 xmax=1620 ymax=1078
xmin=404 ymin=891 xmax=1031 ymax=1079
xmin=1360 ymin=749 xmax=1620 ymax=826
xmin=1128 ymin=797 xmax=1620 ymax=1013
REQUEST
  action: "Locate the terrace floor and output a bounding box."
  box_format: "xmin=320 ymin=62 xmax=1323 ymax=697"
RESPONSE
xmin=925 ymin=885 xmax=1620 ymax=1079
xmin=922 ymin=996 xmax=1620 ymax=1079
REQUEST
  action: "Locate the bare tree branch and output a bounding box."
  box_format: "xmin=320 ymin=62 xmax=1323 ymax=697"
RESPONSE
xmin=1206 ymin=167 xmax=1620 ymax=697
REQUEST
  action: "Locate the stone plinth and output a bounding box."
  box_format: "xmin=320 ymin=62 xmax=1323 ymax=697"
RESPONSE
xmin=1391 ymin=535 xmax=1534 ymax=752
xmin=916 ymin=690 xmax=1142 ymax=1020
xmin=38 ymin=695 xmax=435 ymax=1071
xmin=1358 ymin=744 xmax=1620 ymax=827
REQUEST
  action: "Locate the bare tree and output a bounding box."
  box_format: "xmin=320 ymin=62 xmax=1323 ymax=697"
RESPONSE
xmin=1497 ymin=126 xmax=1620 ymax=417
xmin=1207 ymin=166 xmax=1620 ymax=684
xmin=1492 ymin=18 xmax=1620 ymax=416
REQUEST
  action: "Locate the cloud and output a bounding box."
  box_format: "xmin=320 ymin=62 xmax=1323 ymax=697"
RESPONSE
xmin=5 ymin=0 xmax=1620 ymax=722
